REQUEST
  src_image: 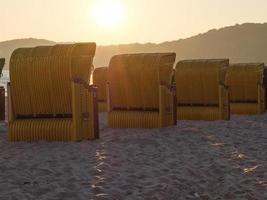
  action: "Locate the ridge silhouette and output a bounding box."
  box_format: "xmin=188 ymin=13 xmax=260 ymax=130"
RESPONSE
xmin=1 ymin=23 xmax=267 ymax=69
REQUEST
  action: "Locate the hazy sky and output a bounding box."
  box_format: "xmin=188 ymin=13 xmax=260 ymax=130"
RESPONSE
xmin=1 ymin=0 xmax=267 ymax=45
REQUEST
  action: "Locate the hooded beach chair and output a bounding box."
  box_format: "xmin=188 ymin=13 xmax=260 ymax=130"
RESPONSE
xmin=107 ymin=53 xmax=176 ymax=128
xmin=175 ymin=59 xmax=230 ymax=120
xmin=8 ymin=43 xmax=99 ymax=141
xmin=0 ymin=58 xmax=5 ymax=120
xmin=226 ymin=63 xmax=265 ymax=115
xmin=93 ymin=67 xmax=108 ymax=112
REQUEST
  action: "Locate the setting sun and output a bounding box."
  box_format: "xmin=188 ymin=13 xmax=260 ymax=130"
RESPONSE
xmin=92 ymin=0 xmax=124 ymax=29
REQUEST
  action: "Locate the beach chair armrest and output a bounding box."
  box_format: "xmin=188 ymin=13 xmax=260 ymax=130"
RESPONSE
xmin=257 ymin=82 xmax=265 ymax=91
xmin=160 ymin=81 xmax=176 ymax=94
xmin=257 ymin=82 xmax=265 ymax=107
xmin=72 ymin=77 xmax=99 ymax=141
xmin=159 ymin=84 xmax=176 ymax=127
xmin=7 ymin=82 xmax=15 ymax=122
xmin=219 ymin=82 xmax=229 ymax=90
xmin=72 ymin=78 xmax=97 ymax=92
xmin=159 ymin=82 xmax=177 ymax=125
xmin=106 ymin=82 xmax=112 ymax=112
xmin=219 ymin=84 xmax=230 ymax=120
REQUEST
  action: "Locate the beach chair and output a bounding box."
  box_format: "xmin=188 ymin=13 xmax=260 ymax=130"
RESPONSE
xmin=226 ymin=63 xmax=265 ymax=115
xmin=107 ymin=53 xmax=176 ymax=128
xmin=93 ymin=67 xmax=108 ymax=112
xmin=8 ymin=43 xmax=99 ymax=141
xmin=175 ymin=59 xmax=230 ymax=120
xmin=0 ymin=58 xmax=5 ymax=120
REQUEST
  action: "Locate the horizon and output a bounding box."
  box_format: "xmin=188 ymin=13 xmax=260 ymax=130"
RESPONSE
xmin=1 ymin=22 xmax=266 ymax=46
xmin=2 ymin=0 xmax=267 ymax=45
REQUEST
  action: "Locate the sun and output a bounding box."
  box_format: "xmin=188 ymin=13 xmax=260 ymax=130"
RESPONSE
xmin=92 ymin=0 xmax=124 ymax=29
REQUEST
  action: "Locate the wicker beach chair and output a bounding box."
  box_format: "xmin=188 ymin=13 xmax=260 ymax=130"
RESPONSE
xmin=107 ymin=53 xmax=176 ymax=128
xmin=226 ymin=63 xmax=265 ymax=115
xmin=8 ymin=43 xmax=99 ymax=141
xmin=175 ymin=59 xmax=230 ymax=120
xmin=93 ymin=67 xmax=108 ymax=112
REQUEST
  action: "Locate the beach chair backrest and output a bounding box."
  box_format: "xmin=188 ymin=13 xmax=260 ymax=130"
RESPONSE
xmin=108 ymin=53 xmax=176 ymax=110
xmin=10 ymin=43 xmax=96 ymax=116
xmin=175 ymin=59 xmax=229 ymax=106
xmin=226 ymin=63 xmax=264 ymax=102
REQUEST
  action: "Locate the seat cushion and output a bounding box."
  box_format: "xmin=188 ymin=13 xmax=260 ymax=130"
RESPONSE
xmin=8 ymin=118 xmax=73 ymax=141
xmin=108 ymin=111 xmax=159 ymax=128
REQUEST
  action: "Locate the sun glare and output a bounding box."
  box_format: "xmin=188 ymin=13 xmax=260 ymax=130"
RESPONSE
xmin=92 ymin=0 xmax=124 ymax=29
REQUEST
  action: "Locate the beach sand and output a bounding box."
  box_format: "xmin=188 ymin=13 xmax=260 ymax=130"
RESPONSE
xmin=0 ymin=112 xmax=267 ymax=199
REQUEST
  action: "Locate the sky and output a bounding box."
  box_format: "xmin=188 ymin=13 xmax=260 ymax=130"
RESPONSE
xmin=1 ymin=0 xmax=267 ymax=45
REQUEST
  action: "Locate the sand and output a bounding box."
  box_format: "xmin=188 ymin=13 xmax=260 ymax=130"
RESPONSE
xmin=0 ymin=113 xmax=267 ymax=199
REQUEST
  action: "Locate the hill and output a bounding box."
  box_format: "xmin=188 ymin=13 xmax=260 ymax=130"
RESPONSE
xmin=1 ymin=23 xmax=267 ymax=69
xmin=0 ymin=38 xmax=55 ymax=69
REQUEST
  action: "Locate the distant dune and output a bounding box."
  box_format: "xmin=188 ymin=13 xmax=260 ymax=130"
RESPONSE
xmin=1 ymin=23 xmax=267 ymax=69
xmin=0 ymin=38 xmax=55 ymax=69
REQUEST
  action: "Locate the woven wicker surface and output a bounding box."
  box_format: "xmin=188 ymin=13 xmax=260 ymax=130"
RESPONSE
xmin=175 ymin=59 xmax=229 ymax=105
xmin=108 ymin=53 xmax=175 ymax=110
xmin=107 ymin=53 xmax=176 ymax=128
xmin=226 ymin=63 xmax=264 ymax=102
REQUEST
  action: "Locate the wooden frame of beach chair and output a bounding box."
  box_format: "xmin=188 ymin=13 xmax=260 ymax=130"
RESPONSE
xmin=226 ymin=63 xmax=265 ymax=115
xmin=93 ymin=67 xmax=108 ymax=112
xmin=8 ymin=43 xmax=99 ymax=141
xmin=0 ymin=58 xmax=4 ymax=76
xmin=107 ymin=53 xmax=177 ymax=128
xmin=0 ymin=58 xmax=5 ymax=121
xmin=175 ymin=59 xmax=230 ymax=121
